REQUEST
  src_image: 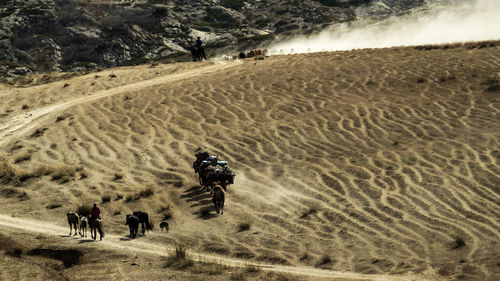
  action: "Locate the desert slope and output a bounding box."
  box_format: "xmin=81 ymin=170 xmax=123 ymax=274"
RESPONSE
xmin=0 ymin=43 xmax=499 ymax=280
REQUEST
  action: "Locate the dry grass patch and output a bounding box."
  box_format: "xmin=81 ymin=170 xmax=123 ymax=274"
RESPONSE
xmin=0 ymin=161 xmax=31 ymax=184
xmin=126 ymin=187 xmax=155 ymax=202
xmin=101 ymin=195 xmax=111 ymax=203
xmin=165 ymin=245 xmax=194 ymax=269
xmin=46 ymin=203 xmax=62 ymax=209
xmin=113 ymin=173 xmax=123 ymax=181
xmin=237 ymin=218 xmax=252 ymax=232
xmin=76 ymin=204 xmax=92 ymax=217
xmin=450 ymin=235 xmax=466 ymax=250
xmin=0 ymin=233 xmax=25 ymax=258
xmin=13 ymin=152 xmax=31 ymax=163
xmin=50 ymin=165 xmax=82 ymax=182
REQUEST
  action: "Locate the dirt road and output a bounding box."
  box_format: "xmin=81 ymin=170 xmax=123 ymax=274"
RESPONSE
xmin=0 ymin=214 xmax=418 ymax=280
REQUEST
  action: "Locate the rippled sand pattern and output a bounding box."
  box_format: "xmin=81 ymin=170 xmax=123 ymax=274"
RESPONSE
xmin=1 ymin=46 xmax=499 ymax=279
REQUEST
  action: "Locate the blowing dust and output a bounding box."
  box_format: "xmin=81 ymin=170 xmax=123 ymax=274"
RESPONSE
xmin=268 ymin=0 xmax=500 ymax=54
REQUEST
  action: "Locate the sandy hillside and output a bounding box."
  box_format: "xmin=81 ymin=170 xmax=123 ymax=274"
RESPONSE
xmin=0 ymin=42 xmax=499 ymax=280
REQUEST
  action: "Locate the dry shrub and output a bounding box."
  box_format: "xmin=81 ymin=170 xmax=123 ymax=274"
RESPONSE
xmin=113 ymin=173 xmax=123 ymax=181
xmin=14 ymin=152 xmax=31 ymax=163
xmin=0 ymin=161 xmax=21 ymax=184
xmin=126 ymin=187 xmax=155 ymax=202
xmin=237 ymin=218 xmax=252 ymax=232
xmin=101 ymin=195 xmax=111 ymax=203
xmin=165 ymin=245 xmax=194 ymax=269
xmin=0 ymin=233 xmax=24 ymax=258
xmin=46 ymin=203 xmax=62 ymax=209
xmin=191 ymin=261 xmax=226 ymax=275
xmin=0 ymin=161 xmax=31 ymax=184
xmin=139 ymin=187 xmax=154 ymax=198
xmin=316 ymin=254 xmax=333 ymax=268
xmin=230 ymin=271 xmax=246 ymax=281
xmin=450 ymin=236 xmax=466 ymax=250
xmin=50 ymin=165 xmax=81 ymax=182
xmin=481 ymin=74 xmax=500 ymax=92
xmin=245 ymin=263 xmax=260 ymax=273
xmin=162 ymin=210 xmax=173 ymax=220
xmin=76 ymin=204 xmax=92 ymax=217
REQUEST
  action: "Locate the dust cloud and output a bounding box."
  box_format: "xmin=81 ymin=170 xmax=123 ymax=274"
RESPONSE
xmin=268 ymin=0 xmax=500 ymax=54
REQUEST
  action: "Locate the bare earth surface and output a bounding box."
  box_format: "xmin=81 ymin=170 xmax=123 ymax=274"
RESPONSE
xmin=0 ymin=44 xmax=499 ymax=280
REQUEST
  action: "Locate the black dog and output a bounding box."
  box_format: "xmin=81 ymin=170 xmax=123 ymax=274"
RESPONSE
xmin=159 ymin=221 xmax=169 ymax=232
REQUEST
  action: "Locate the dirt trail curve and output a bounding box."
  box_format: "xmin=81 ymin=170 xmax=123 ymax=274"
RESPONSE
xmin=0 ymin=214 xmax=420 ymax=280
xmin=0 ymin=61 xmax=241 ymax=148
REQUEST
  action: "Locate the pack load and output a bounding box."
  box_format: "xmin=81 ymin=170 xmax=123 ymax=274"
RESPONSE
xmin=193 ymin=150 xmax=235 ymax=192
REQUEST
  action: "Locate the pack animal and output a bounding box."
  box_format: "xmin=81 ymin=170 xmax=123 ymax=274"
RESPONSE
xmin=212 ymin=184 xmax=225 ymax=215
xmin=132 ymin=211 xmax=153 ymax=235
xmin=191 ymin=46 xmax=206 ymax=62
xmin=79 ymin=216 xmax=88 ymax=237
xmin=67 ymin=212 xmax=79 ymax=236
xmin=125 ymin=214 xmax=140 ymax=239
xmin=89 ymin=217 xmax=104 ymax=240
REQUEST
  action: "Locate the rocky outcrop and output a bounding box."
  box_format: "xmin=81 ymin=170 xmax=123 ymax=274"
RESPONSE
xmin=0 ymin=0 xmax=438 ymax=76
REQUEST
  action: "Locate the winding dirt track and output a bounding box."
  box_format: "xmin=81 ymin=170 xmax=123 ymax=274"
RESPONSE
xmin=0 ymin=214 xmax=411 ymax=280
xmin=0 ymin=61 xmax=241 ymax=147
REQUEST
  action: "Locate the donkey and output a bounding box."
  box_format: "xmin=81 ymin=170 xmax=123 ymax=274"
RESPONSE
xmin=67 ymin=212 xmax=79 ymax=236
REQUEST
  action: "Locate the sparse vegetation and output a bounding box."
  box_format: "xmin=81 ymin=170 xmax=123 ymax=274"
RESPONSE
xmin=46 ymin=203 xmax=62 ymax=209
xmin=0 ymin=161 xmax=24 ymax=184
xmin=230 ymin=271 xmax=246 ymax=281
xmin=101 ymin=195 xmax=111 ymax=203
xmin=316 ymin=254 xmax=332 ymax=267
xmin=6 ymin=248 xmax=23 ymax=258
xmin=237 ymin=219 xmax=252 ymax=232
xmin=162 ymin=210 xmax=173 ymax=221
xmin=115 ymin=194 xmax=123 ymax=201
xmin=50 ymin=165 xmax=81 ymax=183
xmin=113 ymin=210 xmax=121 ymax=216
xmin=245 ymin=263 xmax=261 ymax=273
xmin=450 ymin=236 xmax=466 ymax=250
xmin=14 ymin=152 xmax=32 ymax=163
xmin=125 ymin=187 xmax=155 ymax=202
xmin=139 ymin=187 xmax=154 ymax=198
xmin=113 ymin=173 xmax=123 ymax=181
xmin=76 ymin=204 xmax=92 ymax=217
xmin=299 ymin=206 xmax=318 ymax=219
xmin=165 ymin=245 xmax=194 ymax=269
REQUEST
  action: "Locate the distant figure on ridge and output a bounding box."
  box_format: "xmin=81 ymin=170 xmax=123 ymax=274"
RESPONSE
xmin=191 ymin=36 xmax=207 ymax=62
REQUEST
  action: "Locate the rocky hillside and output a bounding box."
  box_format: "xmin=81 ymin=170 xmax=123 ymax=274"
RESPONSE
xmin=0 ymin=0 xmax=435 ymax=76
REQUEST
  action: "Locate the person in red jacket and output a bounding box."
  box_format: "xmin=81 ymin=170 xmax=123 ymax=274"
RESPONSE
xmin=90 ymin=203 xmax=100 ymax=224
